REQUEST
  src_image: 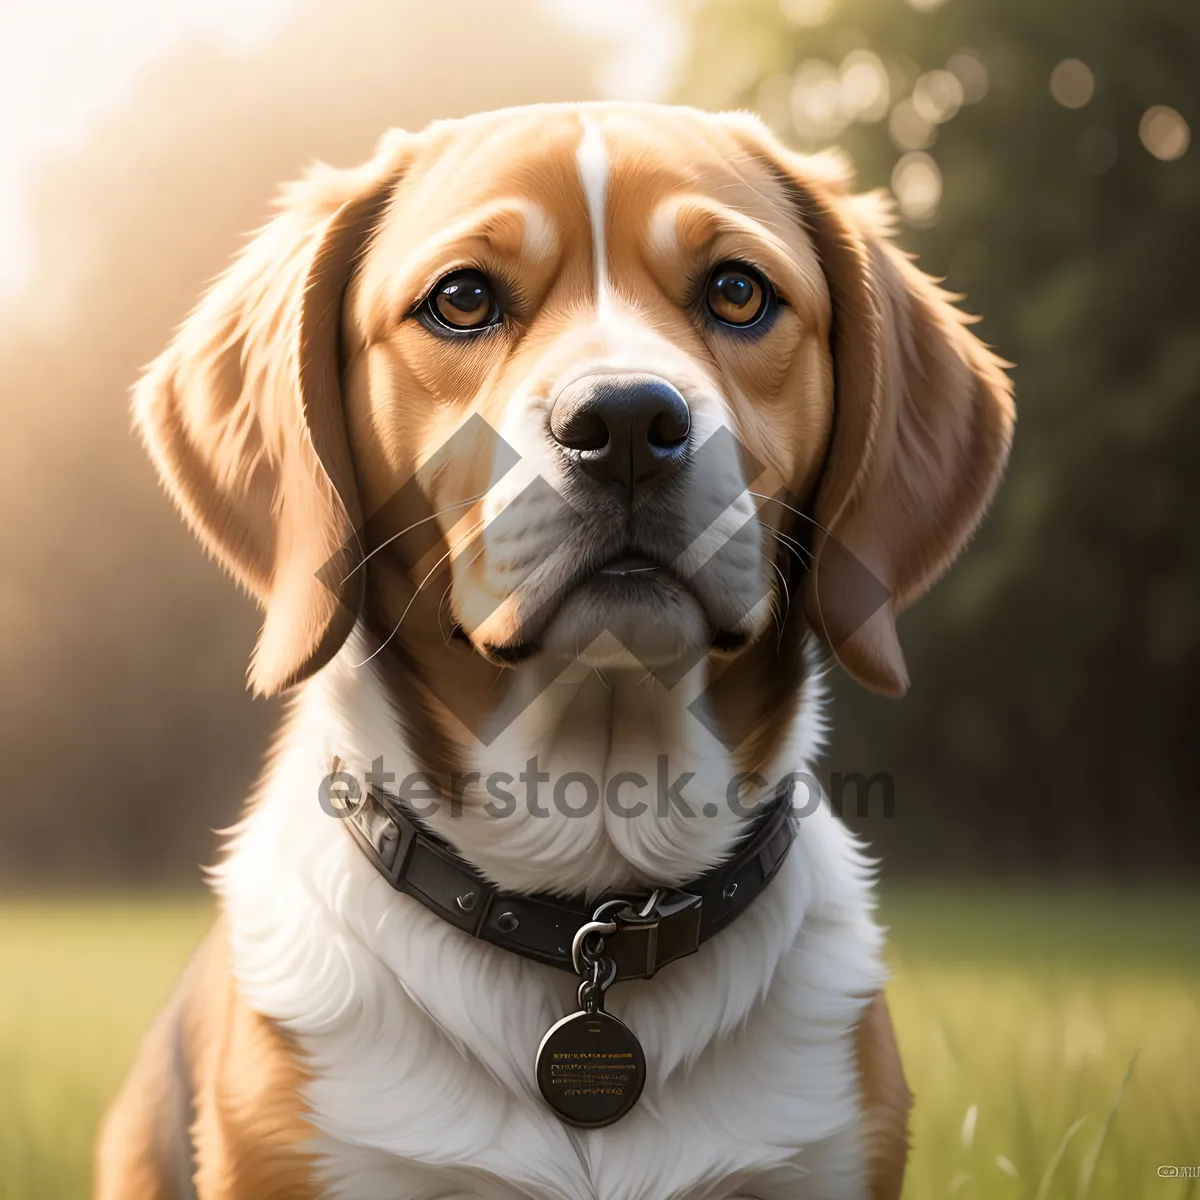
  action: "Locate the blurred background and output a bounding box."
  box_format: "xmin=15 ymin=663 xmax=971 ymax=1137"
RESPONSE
xmin=0 ymin=1 xmax=1197 ymax=1196
xmin=2 ymin=0 xmax=1197 ymax=885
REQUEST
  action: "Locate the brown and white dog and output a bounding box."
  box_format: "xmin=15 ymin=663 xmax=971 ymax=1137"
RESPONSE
xmin=96 ymin=103 xmax=1013 ymax=1200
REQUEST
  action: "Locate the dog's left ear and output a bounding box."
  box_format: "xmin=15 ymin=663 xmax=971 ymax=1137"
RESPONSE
xmin=732 ymin=121 xmax=1015 ymax=696
xmin=134 ymin=133 xmax=413 ymax=695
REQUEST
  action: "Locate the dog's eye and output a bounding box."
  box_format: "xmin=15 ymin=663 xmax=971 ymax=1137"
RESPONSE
xmin=426 ymin=269 xmax=500 ymax=332
xmin=706 ymin=262 xmax=770 ymax=328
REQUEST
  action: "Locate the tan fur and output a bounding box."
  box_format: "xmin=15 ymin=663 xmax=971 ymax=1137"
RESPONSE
xmin=95 ymin=923 xmax=317 ymax=1200
xmin=95 ymin=1005 xmax=193 ymax=1200
xmin=857 ymin=993 xmax=913 ymax=1200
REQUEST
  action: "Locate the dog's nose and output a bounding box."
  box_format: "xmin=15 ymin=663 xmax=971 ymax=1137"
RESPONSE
xmin=549 ymin=374 xmax=691 ymax=493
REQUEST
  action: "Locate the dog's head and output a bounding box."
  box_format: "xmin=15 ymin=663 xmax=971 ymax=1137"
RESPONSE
xmin=136 ymin=103 xmax=1012 ymax=755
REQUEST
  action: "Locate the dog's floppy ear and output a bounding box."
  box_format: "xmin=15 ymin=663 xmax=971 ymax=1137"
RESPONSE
xmin=734 ymin=124 xmax=1014 ymax=696
xmin=134 ymin=133 xmax=412 ymax=696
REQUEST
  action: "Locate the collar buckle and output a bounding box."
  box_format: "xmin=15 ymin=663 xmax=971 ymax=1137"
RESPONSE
xmin=606 ymin=889 xmax=703 ymax=982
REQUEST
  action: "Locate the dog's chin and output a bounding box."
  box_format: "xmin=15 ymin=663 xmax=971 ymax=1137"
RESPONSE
xmin=539 ymin=566 xmax=710 ymax=668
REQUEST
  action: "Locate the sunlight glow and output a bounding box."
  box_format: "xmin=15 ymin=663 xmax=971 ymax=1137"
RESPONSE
xmin=0 ymin=0 xmax=681 ymax=297
xmin=0 ymin=0 xmax=295 ymax=293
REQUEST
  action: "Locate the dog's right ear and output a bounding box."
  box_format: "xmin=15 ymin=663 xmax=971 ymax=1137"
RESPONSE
xmin=134 ymin=132 xmax=413 ymax=696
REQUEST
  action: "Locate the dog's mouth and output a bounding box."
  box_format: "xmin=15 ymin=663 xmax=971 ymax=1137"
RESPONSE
xmin=476 ymin=546 xmax=748 ymax=668
xmin=595 ymin=552 xmax=661 ymax=577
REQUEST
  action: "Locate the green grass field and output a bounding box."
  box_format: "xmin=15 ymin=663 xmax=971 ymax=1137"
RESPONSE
xmin=1 ymin=888 xmax=1197 ymax=1199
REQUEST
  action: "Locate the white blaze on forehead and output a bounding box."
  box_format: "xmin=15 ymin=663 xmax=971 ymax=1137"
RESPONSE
xmin=575 ymin=116 xmax=611 ymax=314
xmin=512 ymin=198 xmax=557 ymax=262
xmin=648 ymin=195 xmax=681 ymax=261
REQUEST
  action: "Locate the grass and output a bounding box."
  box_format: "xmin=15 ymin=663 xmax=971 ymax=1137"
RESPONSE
xmin=883 ymin=889 xmax=1200 ymax=1199
xmin=0 ymin=896 xmax=213 ymax=1200
xmin=0 ymin=888 xmax=1197 ymax=1198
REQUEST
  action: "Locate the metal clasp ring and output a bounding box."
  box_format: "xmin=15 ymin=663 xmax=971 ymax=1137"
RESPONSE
xmin=576 ymin=954 xmax=618 ymax=1008
xmin=570 ymin=898 xmax=629 ymax=975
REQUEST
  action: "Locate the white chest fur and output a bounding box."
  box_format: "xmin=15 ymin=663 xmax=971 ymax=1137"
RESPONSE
xmin=214 ymin=636 xmax=885 ymax=1200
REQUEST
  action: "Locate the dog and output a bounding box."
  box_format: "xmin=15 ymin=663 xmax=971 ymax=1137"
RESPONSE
xmin=96 ymin=102 xmax=1013 ymax=1200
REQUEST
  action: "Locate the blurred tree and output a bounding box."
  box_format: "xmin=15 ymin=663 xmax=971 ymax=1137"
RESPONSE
xmin=677 ymin=0 xmax=1200 ymax=873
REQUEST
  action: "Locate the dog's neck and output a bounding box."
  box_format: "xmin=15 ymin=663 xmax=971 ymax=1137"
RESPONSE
xmin=314 ymin=626 xmax=825 ymax=899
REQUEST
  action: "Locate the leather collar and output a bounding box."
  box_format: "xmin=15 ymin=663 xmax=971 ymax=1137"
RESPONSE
xmin=344 ymin=782 xmax=795 ymax=983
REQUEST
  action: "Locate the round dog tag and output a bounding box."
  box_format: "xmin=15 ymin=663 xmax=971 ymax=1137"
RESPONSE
xmin=535 ymin=1010 xmax=646 ymax=1127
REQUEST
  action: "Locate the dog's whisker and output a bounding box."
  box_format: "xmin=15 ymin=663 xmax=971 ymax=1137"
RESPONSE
xmin=354 ymin=519 xmax=486 ymax=667
xmin=747 ymin=492 xmax=838 ymax=543
xmin=763 ymin=533 xmax=795 ymax=604
xmin=763 ymin=524 xmax=799 ymax=557
xmin=767 ymin=549 xmax=792 ymax=600
xmin=753 ymin=496 xmax=869 ymax=682
xmin=765 ymin=521 xmax=814 ymax=561
xmin=437 ymin=581 xmax=457 ymax=645
xmin=342 ymin=492 xmax=489 ymax=584
xmin=437 ymin=541 xmax=490 ymax=646
xmin=764 ymin=526 xmax=814 ymax=574
xmin=766 ymin=526 xmax=820 ymax=648
xmin=768 ymin=598 xmax=784 ymax=646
